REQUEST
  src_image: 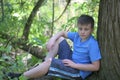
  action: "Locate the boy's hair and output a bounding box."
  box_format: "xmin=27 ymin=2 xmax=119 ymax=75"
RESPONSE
xmin=77 ymin=14 xmax=94 ymax=28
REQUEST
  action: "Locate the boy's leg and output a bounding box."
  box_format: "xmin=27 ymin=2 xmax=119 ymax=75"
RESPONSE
xmin=23 ymin=38 xmax=72 ymax=79
xmin=7 ymin=59 xmax=52 ymax=79
xmin=45 ymin=37 xmax=65 ymax=61
xmin=57 ymin=38 xmax=72 ymax=60
xmin=23 ymin=58 xmax=52 ymax=79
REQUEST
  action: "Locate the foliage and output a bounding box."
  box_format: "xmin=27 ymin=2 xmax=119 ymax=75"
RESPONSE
xmin=0 ymin=0 xmax=99 ymax=80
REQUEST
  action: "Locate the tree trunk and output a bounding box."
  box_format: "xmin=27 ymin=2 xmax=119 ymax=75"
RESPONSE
xmin=87 ymin=0 xmax=120 ymax=80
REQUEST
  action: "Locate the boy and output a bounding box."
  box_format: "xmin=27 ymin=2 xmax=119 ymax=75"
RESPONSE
xmin=8 ymin=15 xmax=101 ymax=80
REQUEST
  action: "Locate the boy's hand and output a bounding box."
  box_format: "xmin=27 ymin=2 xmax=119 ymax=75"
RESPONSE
xmin=62 ymin=59 xmax=76 ymax=68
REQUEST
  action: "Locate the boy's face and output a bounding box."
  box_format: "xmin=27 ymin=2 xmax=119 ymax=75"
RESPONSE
xmin=78 ymin=24 xmax=93 ymax=41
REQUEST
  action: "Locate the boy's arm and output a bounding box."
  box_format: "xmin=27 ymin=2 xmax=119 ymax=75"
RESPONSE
xmin=50 ymin=31 xmax=68 ymax=40
xmin=63 ymin=59 xmax=100 ymax=71
xmin=47 ymin=31 xmax=68 ymax=51
xmin=74 ymin=60 xmax=100 ymax=71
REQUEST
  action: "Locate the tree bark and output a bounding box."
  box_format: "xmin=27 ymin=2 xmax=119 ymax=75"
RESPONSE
xmin=87 ymin=0 xmax=120 ymax=80
xmin=22 ymin=0 xmax=44 ymax=41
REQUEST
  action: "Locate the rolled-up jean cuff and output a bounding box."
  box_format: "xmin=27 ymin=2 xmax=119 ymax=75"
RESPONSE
xmin=48 ymin=58 xmax=80 ymax=79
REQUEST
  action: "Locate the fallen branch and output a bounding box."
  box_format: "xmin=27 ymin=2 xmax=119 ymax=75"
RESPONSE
xmin=0 ymin=32 xmax=45 ymax=59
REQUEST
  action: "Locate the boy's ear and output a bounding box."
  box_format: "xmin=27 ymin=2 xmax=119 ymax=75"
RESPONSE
xmin=92 ymin=28 xmax=94 ymax=31
xmin=91 ymin=28 xmax=94 ymax=33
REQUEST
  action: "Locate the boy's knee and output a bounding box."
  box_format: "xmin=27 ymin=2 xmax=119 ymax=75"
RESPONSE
xmin=57 ymin=37 xmax=65 ymax=43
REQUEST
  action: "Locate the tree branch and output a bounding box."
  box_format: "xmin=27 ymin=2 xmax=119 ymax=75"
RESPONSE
xmin=53 ymin=0 xmax=71 ymax=22
xmin=0 ymin=32 xmax=45 ymax=59
xmin=22 ymin=0 xmax=44 ymax=41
